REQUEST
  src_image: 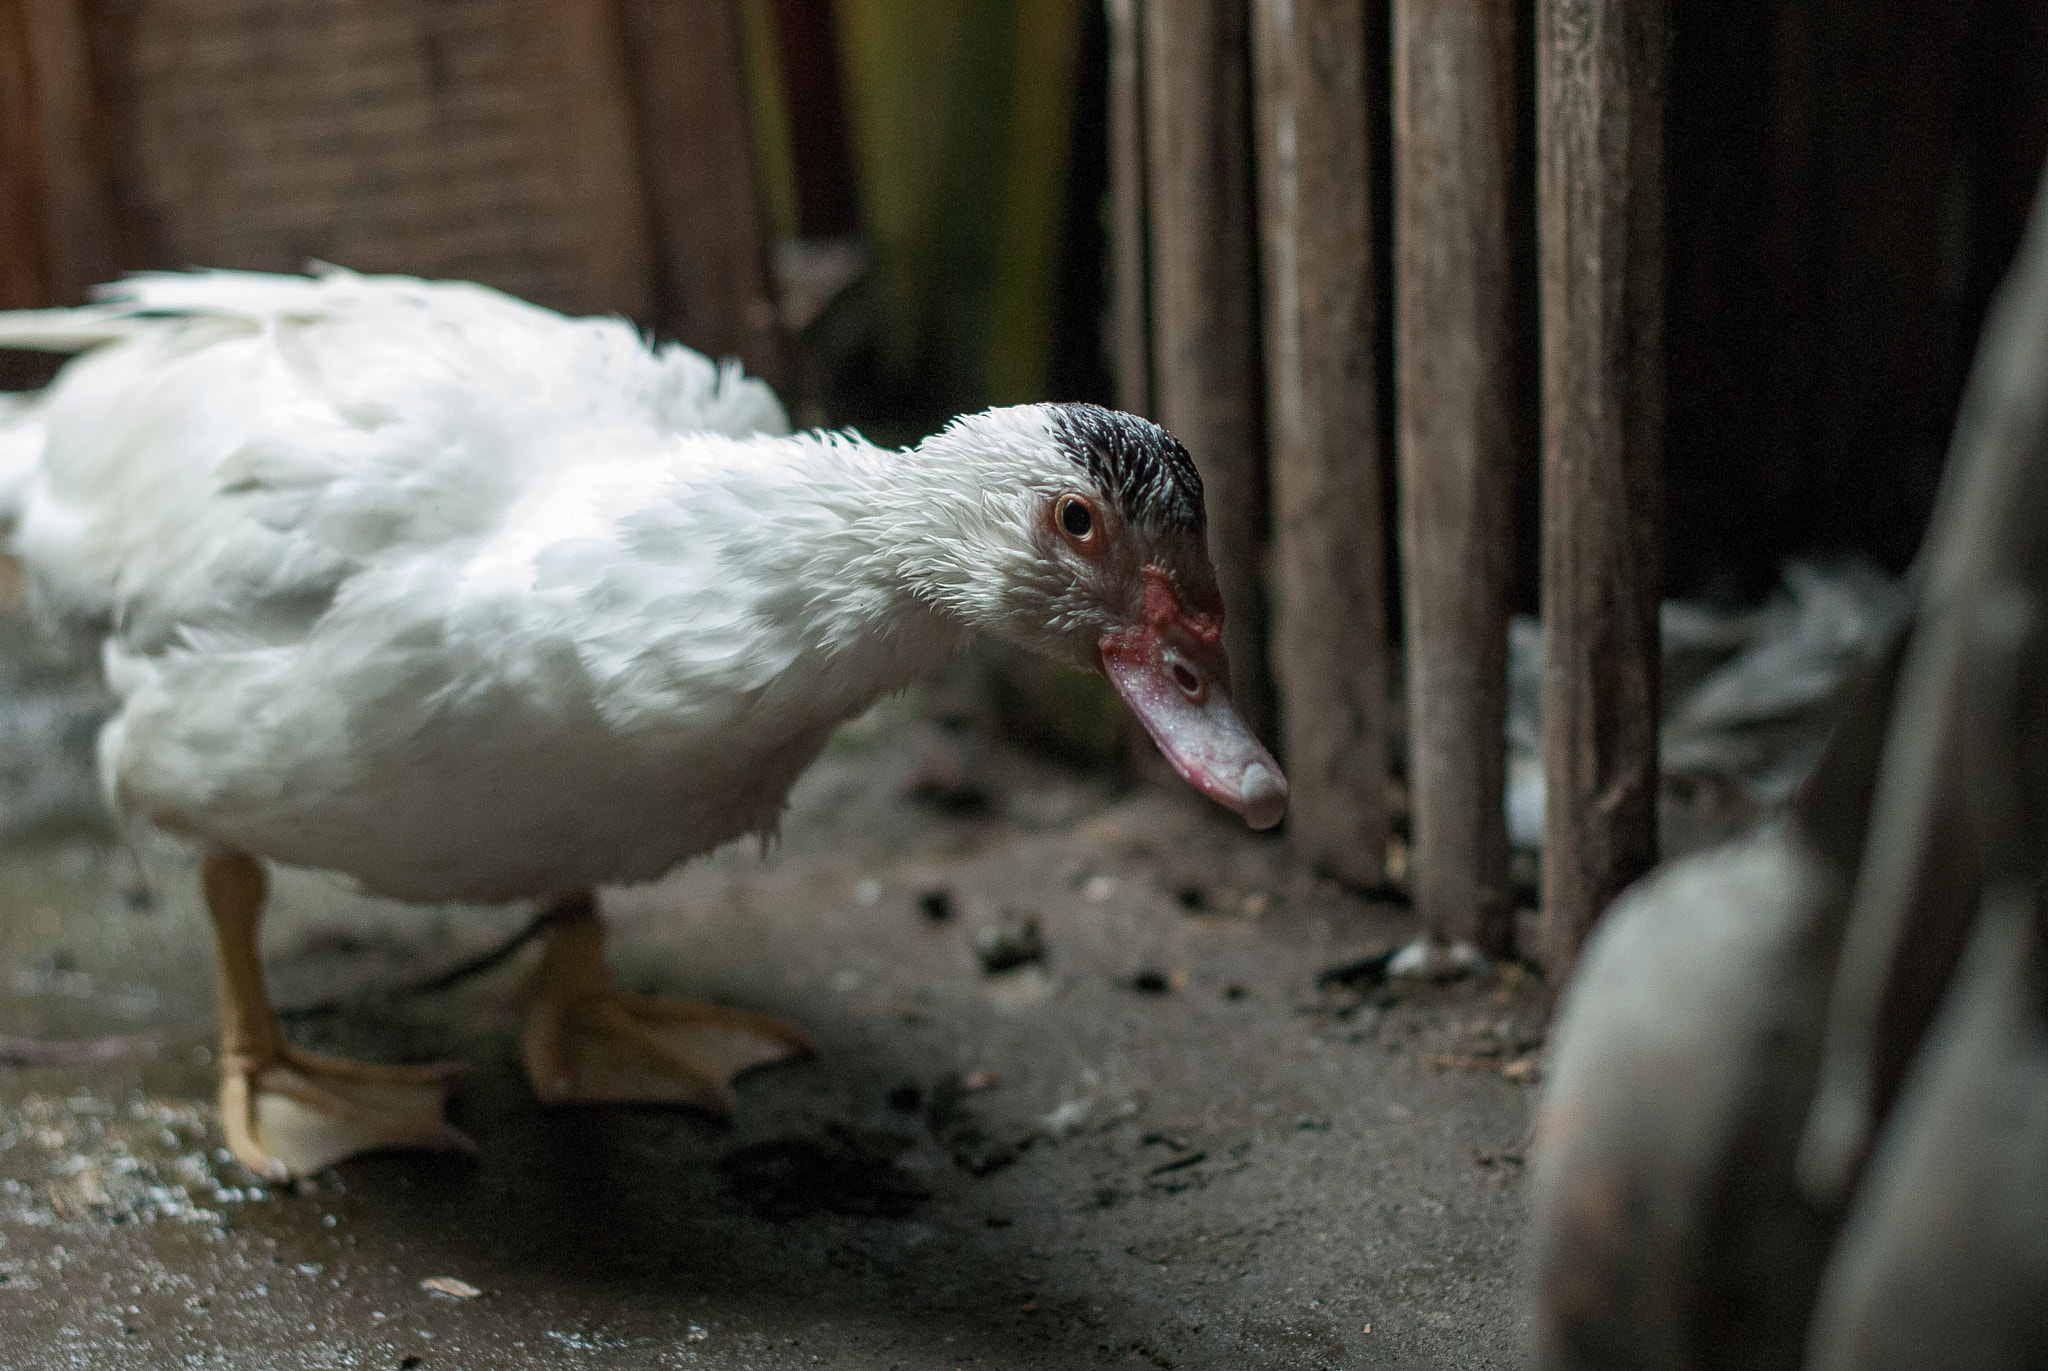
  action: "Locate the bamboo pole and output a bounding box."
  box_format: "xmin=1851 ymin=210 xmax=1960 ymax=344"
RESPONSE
xmin=1252 ymin=0 xmax=1389 ymax=886
xmin=1106 ymin=0 xmax=1151 ymax=418
xmin=1394 ymin=0 xmax=1520 ymax=951
xmin=1537 ymin=0 xmax=1666 ymax=978
xmin=1142 ymin=0 xmax=1273 ymax=743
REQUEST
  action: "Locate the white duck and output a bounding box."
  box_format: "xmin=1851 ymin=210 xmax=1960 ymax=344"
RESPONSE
xmin=0 ymin=268 xmax=1286 ymax=1179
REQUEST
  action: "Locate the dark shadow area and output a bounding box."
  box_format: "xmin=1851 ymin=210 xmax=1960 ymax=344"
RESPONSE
xmin=1662 ymin=0 xmax=2048 ymax=601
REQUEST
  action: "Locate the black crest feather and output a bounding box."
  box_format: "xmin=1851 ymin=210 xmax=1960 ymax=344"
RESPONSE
xmin=1045 ymin=404 xmax=1205 ymax=535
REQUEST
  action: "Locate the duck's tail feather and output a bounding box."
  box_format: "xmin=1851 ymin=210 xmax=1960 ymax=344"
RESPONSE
xmin=0 ymin=304 xmax=142 ymax=354
xmin=0 ymin=268 xmax=338 ymax=355
xmin=0 ymin=303 xmax=118 ymax=530
xmin=0 ymin=281 xmax=259 ymax=536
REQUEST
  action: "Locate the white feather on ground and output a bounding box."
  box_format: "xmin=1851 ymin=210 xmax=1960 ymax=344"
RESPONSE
xmin=1504 ymin=558 xmax=1909 ymax=853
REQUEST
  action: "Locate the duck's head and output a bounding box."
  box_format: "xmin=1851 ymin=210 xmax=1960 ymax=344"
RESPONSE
xmin=907 ymin=402 xmax=1288 ymax=830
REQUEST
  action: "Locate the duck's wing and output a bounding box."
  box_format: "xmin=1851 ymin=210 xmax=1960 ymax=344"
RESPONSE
xmin=76 ymin=268 xmax=792 ymax=441
xmin=0 ymin=268 xmax=789 ymax=653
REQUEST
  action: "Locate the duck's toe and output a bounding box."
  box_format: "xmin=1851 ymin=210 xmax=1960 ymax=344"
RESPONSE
xmin=521 ymin=990 xmax=814 ymax=1113
xmin=221 ymin=1049 xmax=473 ymax=1180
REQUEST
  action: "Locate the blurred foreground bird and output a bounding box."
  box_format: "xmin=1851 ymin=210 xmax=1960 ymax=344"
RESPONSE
xmin=0 ymin=268 xmax=1285 ymax=1179
xmin=1529 ymin=160 xmax=2048 ymax=1370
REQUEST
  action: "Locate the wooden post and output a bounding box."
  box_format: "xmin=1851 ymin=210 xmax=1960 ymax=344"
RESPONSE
xmin=0 ymin=0 xmax=138 ymax=393
xmin=1143 ymin=0 xmax=1273 ymax=743
xmin=1106 ymin=0 xmax=1151 ymax=418
xmin=1537 ymin=0 xmax=1666 ymax=977
xmin=1252 ymin=0 xmax=1389 ymax=886
xmin=617 ymin=0 xmax=786 ymax=386
xmin=0 ymin=0 xmax=50 ymax=312
xmin=1394 ymin=0 xmax=1520 ymax=951
xmin=0 ymin=0 xmax=133 ymax=311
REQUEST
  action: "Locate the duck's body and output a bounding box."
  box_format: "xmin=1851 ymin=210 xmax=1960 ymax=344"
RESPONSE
xmin=4 ymin=271 xmax=989 ymax=900
xmin=0 ymin=268 xmax=1285 ymax=1178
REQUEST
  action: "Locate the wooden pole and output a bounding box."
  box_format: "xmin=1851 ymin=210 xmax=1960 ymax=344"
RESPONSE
xmin=1394 ymin=0 xmax=1521 ymax=951
xmin=1537 ymin=0 xmax=1666 ymax=978
xmin=1142 ymin=0 xmax=1273 ymax=744
xmin=0 ymin=0 xmax=138 ymax=393
xmin=0 ymin=0 xmax=133 ymax=311
xmin=1106 ymin=0 xmax=1151 ymax=419
xmin=0 ymin=0 xmax=50 ymax=312
xmin=616 ymin=0 xmax=786 ymax=386
xmin=1252 ymin=0 xmax=1389 ymax=886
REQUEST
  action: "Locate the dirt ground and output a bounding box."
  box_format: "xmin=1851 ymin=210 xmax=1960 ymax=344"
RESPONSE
xmin=0 ymin=674 xmax=1540 ymax=1369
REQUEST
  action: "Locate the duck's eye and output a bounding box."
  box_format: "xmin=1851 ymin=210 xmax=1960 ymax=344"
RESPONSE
xmin=1057 ymin=496 xmax=1094 ymax=541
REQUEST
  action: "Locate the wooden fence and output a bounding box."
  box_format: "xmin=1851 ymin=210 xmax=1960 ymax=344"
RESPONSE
xmin=1115 ymin=0 xmax=1664 ymax=977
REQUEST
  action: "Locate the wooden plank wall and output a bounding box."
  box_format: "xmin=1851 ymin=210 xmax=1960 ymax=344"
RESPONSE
xmin=0 ymin=0 xmax=136 ymax=310
xmin=0 ymin=0 xmax=51 ymax=311
xmin=0 ymin=0 xmax=780 ymax=381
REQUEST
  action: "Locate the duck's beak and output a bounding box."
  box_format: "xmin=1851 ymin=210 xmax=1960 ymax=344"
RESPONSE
xmin=1099 ymin=566 xmax=1289 ymax=830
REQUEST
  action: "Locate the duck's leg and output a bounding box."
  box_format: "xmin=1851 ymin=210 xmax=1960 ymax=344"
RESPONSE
xmin=204 ymin=852 xmax=473 ymax=1180
xmin=507 ymin=892 xmax=813 ymax=1113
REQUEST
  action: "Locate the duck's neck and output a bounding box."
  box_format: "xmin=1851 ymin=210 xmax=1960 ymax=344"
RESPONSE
xmin=586 ymin=429 xmax=1004 ymax=730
